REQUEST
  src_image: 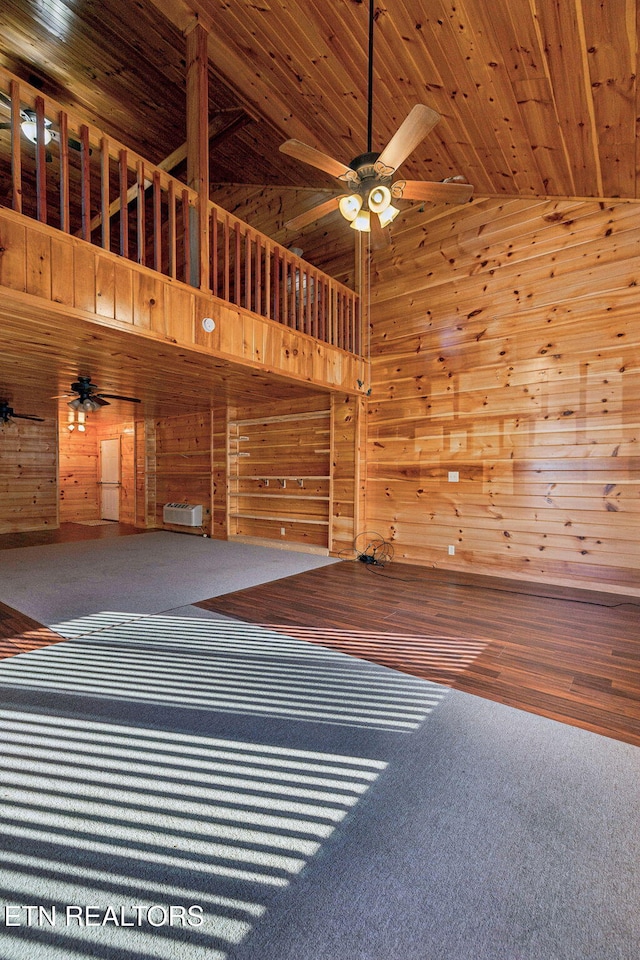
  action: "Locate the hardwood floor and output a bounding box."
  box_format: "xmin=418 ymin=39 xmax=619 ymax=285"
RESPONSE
xmin=0 ymin=601 xmax=67 ymax=659
xmin=0 ymin=521 xmax=149 ymax=551
xmin=1 ymin=521 xmax=638 ymax=748
xmin=197 ymin=561 xmax=640 ymax=749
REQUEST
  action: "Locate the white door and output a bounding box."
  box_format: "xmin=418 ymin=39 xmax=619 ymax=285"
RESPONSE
xmin=100 ymin=438 xmax=121 ymax=521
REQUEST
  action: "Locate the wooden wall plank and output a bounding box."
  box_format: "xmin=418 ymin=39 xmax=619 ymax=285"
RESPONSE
xmin=368 ymin=197 xmax=640 ymax=595
xmin=0 ymin=418 xmax=57 ymax=533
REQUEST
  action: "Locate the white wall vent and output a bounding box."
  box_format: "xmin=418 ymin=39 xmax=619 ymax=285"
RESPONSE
xmin=163 ymin=503 xmax=203 ymax=526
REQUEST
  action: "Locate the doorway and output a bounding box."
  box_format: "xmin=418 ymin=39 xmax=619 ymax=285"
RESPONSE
xmin=100 ymin=438 xmax=121 ymax=521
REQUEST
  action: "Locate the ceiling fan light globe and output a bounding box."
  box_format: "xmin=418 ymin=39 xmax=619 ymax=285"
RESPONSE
xmin=21 ymin=118 xmax=52 ymax=146
xmin=339 ymin=194 xmax=363 ymax=222
xmin=68 ymin=398 xmax=81 ymax=411
xmin=378 ymin=204 xmax=400 ymax=227
xmin=368 ymin=184 xmax=391 ymax=214
xmin=350 ymin=209 xmax=371 ymax=233
xmin=82 ymin=398 xmax=95 ymax=412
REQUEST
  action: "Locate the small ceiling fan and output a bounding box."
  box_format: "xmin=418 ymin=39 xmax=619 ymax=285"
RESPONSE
xmin=0 ymin=401 xmax=45 ymax=425
xmin=57 ymin=376 xmax=141 ymax=413
xmin=280 ymin=0 xmax=473 ymax=233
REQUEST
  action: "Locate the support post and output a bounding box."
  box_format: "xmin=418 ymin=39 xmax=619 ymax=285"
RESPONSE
xmin=186 ymin=19 xmax=210 ymax=291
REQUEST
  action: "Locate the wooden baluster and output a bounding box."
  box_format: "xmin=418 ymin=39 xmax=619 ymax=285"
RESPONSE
xmin=245 ymin=230 xmax=252 ymax=312
xmin=100 ymin=137 xmax=110 ymax=249
xmin=168 ymin=179 xmax=176 ymax=279
xmin=80 ymin=124 xmax=91 ymax=242
xmin=273 ymin=247 xmax=280 ymax=323
xmin=255 ymin=236 xmax=262 ymax=317
xmin=35 ymin=96 xmax=47 ymax=223
xmin=211 ymin=206 xmax=218 ymax=297
xmin=234 ymin=222 xmax=241 ymax=305
xmin=223 ymin=214 xmax=230 ymax=302
xmin=153 ymin=171 xmax=162 ymax=273
xmin=182 ymin=189 xmax=191 ymax=283
xmin=118 ymin=149 xmax=128 ymax=258
xmin=317 ymin=278 xmax=325 ymax=343
xmin=265 ymin=242 xmax=271 ymax=320
xmin=313 ymin=269 xmax=319 ymax=339
xmin=58 ymin=110 xmax=70 ymax=232
xmin=282 ymin=250 xmax=289 ymax=327
xmin=305 ymin=266 xmax=312 ymax=335
xmin=291 ymin=260 xmax=297 ymax=329
xmin=136 ymin=161 xmax=145 ymax=265
xmin=345 ymin=293 xmax=350 ymax=350
xmin=10 ymin=80 xmax=22 ymax=214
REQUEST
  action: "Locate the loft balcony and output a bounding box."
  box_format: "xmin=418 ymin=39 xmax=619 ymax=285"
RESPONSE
xmin=0 ymin=67 xmax=367 ymax=397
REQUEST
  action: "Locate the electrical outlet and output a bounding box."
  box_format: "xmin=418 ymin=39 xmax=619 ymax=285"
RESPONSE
xmin=280 ymin=527 xmax=286 ymax=536
xmin=448 ymin=545 xmax=455 ymax=556
xmin=448 ymin=471 xmax=459 ymax=482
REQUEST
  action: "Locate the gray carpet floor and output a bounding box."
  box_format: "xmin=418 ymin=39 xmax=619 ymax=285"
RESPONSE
xmin=0 ymin=532 xmax=337 ymax=630
xmin=0 ymin=610 xmax=638 ymax=960
xmin=1 ymin=535 xmax=639 ymax=958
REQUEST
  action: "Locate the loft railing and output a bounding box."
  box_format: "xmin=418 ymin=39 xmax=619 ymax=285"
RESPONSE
xmin=0 ymin=67 xmax=361 ymax=356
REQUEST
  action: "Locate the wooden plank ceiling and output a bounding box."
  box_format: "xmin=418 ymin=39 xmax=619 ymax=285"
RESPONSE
xmin=1 ymin=0 xmax=637 ymax=199
xmin=0 ymin=0 xmax=638 ymax=419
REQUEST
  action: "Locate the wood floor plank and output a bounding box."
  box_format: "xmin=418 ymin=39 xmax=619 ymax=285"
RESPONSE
xmin=197 ymin=560 xmax=640 ymax=749
xmin=1 ymin=523 xmax=638 ymax=748
xmin=0 ymin=600 xmax=67 ymax=660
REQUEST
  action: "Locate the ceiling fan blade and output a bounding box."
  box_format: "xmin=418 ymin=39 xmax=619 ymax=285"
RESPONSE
xmin=97 ymin=393 xmax=141 ymax=404
xmin=13 ymin=413 xmax=45 ymax=422
xmin=280 ymin=140 xmax=358 ymax=183
xmin=394 ymin=179 xmax=474 ymax=204
xmin=285 ymin=196 xmax=344 ymax=231
xmin=376 ymin=104 xmax=440 ymax=175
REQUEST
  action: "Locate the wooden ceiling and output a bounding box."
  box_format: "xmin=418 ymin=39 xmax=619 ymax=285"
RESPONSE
xmin=1 ymin=0 xmax=637 ymax=200
xmin=0 ymin=0 xmax=638 ymax=419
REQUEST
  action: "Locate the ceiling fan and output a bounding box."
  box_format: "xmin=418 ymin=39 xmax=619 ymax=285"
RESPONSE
xmin=0 ymin=91 xmax=84 ymax=161
xmin=0 ymin=401 xmax=45 ymax=425
xmin=57 ymin=376 xmax=141 ymax=413
xmin=279 ymin=0 xmax=473 ymax=233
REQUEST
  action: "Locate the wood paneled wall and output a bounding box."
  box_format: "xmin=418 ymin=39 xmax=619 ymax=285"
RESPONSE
xmin=331 ymin=394 xmax=367 ymax=556
xmin=149 ymin=411 xmax=215 ymax=535
xmin=58 ymin=420 xmax=99 ymax=523
xmin=0 ymin=417 xmax=57 ymax=533
xmin=367 ymin=198 xmax=640 ymax=596
xmin=58 ymin=415 xmax=136 ymax=524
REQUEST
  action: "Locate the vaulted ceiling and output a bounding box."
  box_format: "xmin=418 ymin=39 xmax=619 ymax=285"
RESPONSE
xmin=0 ymin=0 xmax=638 ymax=420
xmin=1 ymin=0 xmax=638 ymax=202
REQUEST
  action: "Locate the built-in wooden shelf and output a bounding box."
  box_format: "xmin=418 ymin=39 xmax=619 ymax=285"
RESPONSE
xmin=228 ymin=405 xmax=331 ymax=548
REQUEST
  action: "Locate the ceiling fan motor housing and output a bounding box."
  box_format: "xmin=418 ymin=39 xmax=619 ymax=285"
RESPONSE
xmin=348 ymin=151 xmax=381 ymax=178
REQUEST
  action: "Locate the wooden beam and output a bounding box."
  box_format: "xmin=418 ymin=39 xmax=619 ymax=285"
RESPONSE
xmin=186 ymin=19 xmax=210 ymax=291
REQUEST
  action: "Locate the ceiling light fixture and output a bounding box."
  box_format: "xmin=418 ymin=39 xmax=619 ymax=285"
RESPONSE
xmin=68 ymin=396 xmax=101 ymax=413
xmin=20 ymin=112 xmax=52 ymax=146
xmin=350 ymin=207 xmax=371 ymax=233
xmin=339 ymin=194 xmax=363 ymax=222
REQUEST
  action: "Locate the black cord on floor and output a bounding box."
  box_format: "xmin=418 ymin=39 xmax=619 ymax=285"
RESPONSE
xmin=346 ymin=531 xmax=640 ymax=608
